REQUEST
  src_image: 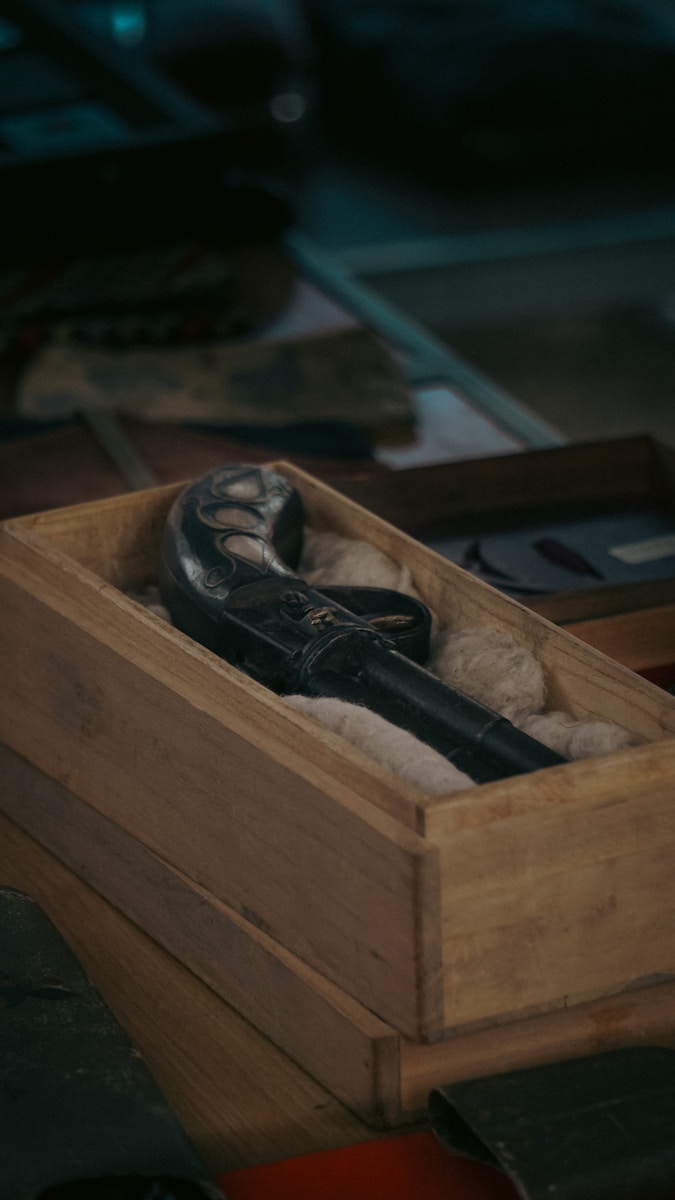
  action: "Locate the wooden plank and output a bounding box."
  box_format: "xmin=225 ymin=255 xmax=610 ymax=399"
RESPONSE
xmin=0 ymin=741 xmax=403 ymax=1127
xmin=0 ymin=810 xmax=379 ymax=1172
xmin=426 ymin=739 xmax=675 ymax=839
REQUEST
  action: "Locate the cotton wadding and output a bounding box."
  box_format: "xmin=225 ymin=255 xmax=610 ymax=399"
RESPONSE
xmin=301 ymin=528 xmax=419 ymax=597
xmin=297 ymin=530 xmax=634 ymax=768
xmin=428 ymin=626 xmax=547 ymax=726
xmin=135 ymin=521 xmax=635 ymax=792
xmin=285 ymin=694 xmax=475 ymax=794
xmin=521 ymin=711 xmax=634 ymax=759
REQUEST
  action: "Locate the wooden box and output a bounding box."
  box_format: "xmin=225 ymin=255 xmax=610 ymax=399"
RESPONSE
xmin=1 ymin=464 xmax=675 ymax=1123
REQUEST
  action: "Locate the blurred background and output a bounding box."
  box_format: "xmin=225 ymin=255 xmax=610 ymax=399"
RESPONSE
xmin=5 ymin=0 xmax=675 ymax=449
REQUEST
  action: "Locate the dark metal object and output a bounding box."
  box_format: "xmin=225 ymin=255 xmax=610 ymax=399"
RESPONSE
xmin=158 ymin=463 xmax=567 ymax=783
xmin=0 ymin=887 xmax=222 ymax=1200
xmin=429 ymin=1047 xmax=675 ymax=1200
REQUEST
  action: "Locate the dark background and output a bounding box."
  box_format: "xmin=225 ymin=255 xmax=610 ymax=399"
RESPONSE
xmin=6 ymin=0 xmax=675 ymax=449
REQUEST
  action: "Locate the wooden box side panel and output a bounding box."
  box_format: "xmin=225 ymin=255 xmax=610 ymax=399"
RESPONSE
xmin=435 ymin=749 xmax=675 ymax=1030
xmin=0 ymin=529 xmax=440 ymax=1039
xmin=10 ymin=484 xmax=182 ymax=589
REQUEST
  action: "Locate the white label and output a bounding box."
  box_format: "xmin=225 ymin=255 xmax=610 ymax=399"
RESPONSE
xmin=609 ymin=533 xmax=675 ymax=565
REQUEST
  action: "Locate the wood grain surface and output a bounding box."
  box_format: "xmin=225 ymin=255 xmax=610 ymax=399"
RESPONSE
xmin=0 ymin=811 xmax=378 ymax=1176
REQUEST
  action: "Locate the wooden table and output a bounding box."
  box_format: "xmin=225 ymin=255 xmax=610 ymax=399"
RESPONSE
xmin=0 ymin=809 xmax=380 ymax=1177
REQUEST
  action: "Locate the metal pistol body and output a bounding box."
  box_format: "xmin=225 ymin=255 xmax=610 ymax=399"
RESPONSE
xmin=159 ymin=464 xmax=567 ymax=783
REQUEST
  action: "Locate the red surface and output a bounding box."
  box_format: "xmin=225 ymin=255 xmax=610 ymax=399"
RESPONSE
xmin=219 ymin=1129 xmax=517 ymax=1200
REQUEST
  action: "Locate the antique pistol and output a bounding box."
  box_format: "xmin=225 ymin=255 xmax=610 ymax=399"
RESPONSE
xmin=159 ymin=464 xmax=567 ymax=784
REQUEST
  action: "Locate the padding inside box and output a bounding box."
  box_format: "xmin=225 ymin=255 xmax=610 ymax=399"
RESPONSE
xmin=129 ymin=526 xmax=635 ymax=797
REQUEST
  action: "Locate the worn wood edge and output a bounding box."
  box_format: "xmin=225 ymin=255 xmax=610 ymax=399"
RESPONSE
xmin=424 ymin=737 xmax=675 ymax=838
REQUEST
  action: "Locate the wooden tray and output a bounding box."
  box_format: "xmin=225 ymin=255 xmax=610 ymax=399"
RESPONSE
xmin=334 ymin=434 xmax=675 ymax=623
